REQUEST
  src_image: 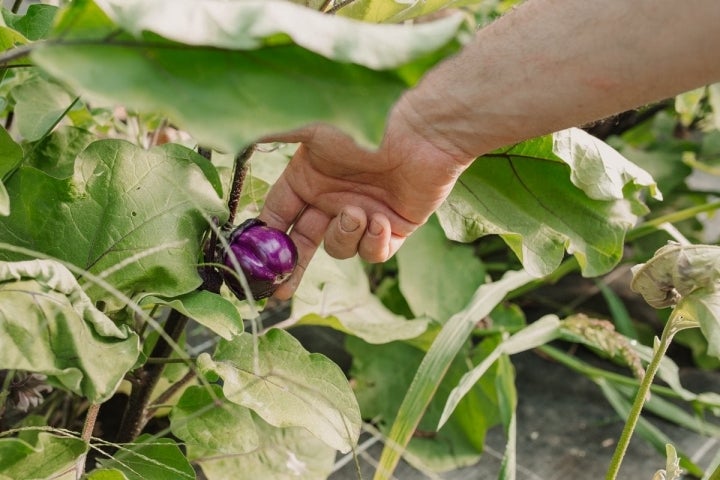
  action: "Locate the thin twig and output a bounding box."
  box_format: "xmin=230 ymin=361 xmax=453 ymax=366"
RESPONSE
xmin=326 ymin=0 xmax=358 ymax=15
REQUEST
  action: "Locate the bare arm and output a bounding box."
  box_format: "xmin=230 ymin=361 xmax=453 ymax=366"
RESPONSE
xmin=260 ymin=0 xmax=720 ymax=298
xmin=399 ymin=0 xmax=720 ymax=160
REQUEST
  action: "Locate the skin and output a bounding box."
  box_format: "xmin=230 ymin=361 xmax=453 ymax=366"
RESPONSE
xmin=259 ymin=0 xmax=720 ymax=299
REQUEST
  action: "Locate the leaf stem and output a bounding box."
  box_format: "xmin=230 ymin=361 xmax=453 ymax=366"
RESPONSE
xmin=604 ymin=309 xmax=692 ymax=480
xmin=0 ymin=44 xmax=35 ymax=66
xmin=75 ymin=403 xmax=100 ymax=480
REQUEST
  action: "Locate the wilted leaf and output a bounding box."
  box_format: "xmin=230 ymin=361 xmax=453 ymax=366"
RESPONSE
xmin=397 ymin=215 xmax=486 ymax=323
xmin=293 ymin=250 xmax=429 ymax=343
xmin=0 ymin=140 xmax=227 ymax=303
xmin=170 ymin=385 xmax=260 ymax=455
xmin=32 ymin=0 xmax=463 ymax=152
xmin=438 ymin=129 xmax=660 ymax=277
xmin=0 ymin=259 xmax=140 ymax=401
xmin=0 ymin=432 xmax=87 ymax=480
xmin=198 ymin=328 xmax=361 ymax=453
xmin=99 ymin=434 xmax=194 ymax=480
xmin=631 ymin=243 xmax=720 ymax=357
xmin=192 ymin=413 xmax=336 ymax=480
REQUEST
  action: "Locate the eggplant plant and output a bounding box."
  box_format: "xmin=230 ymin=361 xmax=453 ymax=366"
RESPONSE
xmin=0 ymin=1 xmax=718 ymax=480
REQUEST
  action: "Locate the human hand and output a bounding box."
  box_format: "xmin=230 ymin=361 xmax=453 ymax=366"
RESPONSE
xmin=258 ymin=101 xmax=474 ymax=299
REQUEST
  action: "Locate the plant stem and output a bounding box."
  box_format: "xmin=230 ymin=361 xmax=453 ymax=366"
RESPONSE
xmin=115 ymin=309 xmax=188 ymax=444
xmin=604 ymin=310 xmax=688 ymax=480
xmin=226 ymin=145 xmax=255 ymax=226
xmin=75 ymin=403 xmax=100 ymax=480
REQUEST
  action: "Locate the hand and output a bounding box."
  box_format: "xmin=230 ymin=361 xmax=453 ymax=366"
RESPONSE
xmin=258 ymin=102 xmax=474 ymax=299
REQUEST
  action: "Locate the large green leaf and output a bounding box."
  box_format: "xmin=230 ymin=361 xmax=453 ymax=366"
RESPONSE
xmin=0 ymin=140 xmax=227 ymax=303
xmin=0 ymin=259 xmax=140 ymax=401
xmin=437 ymin=128 xmax=661 ymax=277
xmin=191 ymin=412 xmax=336 ymax=480
xmin=23 ymin=125 xmax=95 ymax=179
xmin=142 ymin=290 xmax=243 ymax=341
xmin=170 ymin=385 xmax=260 ymax=455
xmin=396 ymin=214 xmax=486 ymax=323
xmin=631 ymin=243 xmax=720 ymax=357
xmin=338 ymin=0 xmax=473 ymax=23
xmin=98 ymin=434 xmax=195 ymax=480
xmin=198 ymin=328 xmax=361 ymax=453
xmin=0 ymin=432 xmax=87 ymax=480
xmin=31 ymin=0 xmax=463 ymax=152
xmin=292 ymin=250 xmax=429 ymax=343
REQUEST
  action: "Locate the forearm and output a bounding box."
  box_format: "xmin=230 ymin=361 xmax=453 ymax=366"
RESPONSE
xmin=398 ymin=0 xmax=720 ymax=160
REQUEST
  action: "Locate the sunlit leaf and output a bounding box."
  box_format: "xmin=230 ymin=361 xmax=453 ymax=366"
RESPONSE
xmin=631 ymin=243 xmax=720 ymax=357
xmin=32 ymin=0 xmax=463 ymax=152
xmin=0 ymin=259 xmax=140 ymax=401
xmin=192 ymin=413 xmax=336 ymax=480
xmin=0 ymin=140 xmax=227 ymax=304
xmin=438 ymin=129 xmax=661 ymax=277
xmin=142 ymin=290 xmax=243 ymax=341
xmin=293 ymin=250 xmax=429 ymax=343
xmin=198 ymin=328 xmax=361 ymax=453
xmin=170 ymin=385 xmax=260 ymax=455
xmin=0 ymin=432 xmax=87 ymax=480
xmin=99 ymin=434 xmax=194 ymax=480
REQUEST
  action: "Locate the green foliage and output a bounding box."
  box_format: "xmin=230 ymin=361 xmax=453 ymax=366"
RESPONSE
xmin=0 ymin=1 xmax=718 ymax=480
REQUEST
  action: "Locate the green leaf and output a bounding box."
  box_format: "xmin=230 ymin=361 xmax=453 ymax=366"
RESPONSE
xmin=438 ymin=129 xmax=660 ymax=277
xmin=0 ymin=125 xmax=22 ymax=216
xmin=142 ymin=291 xmax=243 ymax=341
xmin=0 ymin=140 xmax=227 ymax=303
xmin=32 ymin=0 xmax=462 ymax=152
xmin=191 ymin=413 xmax=336 ymax=480
xmin=292 ymin=250 xmax=429 ymax=343
xmin=396 ymin=215 xmax=486 ymax=323
xmin=337 ymin=0 xmax=474 ymax=23
xmin=375 ymin=269 xmax=536 ymax=479
xmin=198 ymin=328 xmax=361 ymax=453
xmin=85 ymin=470 xmax=129 ymax=480
xmin=439 ymin=314 xmax=561 ymax=429
xmin=348 ymin=337 xmax=500 ymax=472
xmin=24 ymin=125 xmax=95 ymax=179
xmin=99 ymin=434 xmax=195 ymax=480
xmin=0 ymin=26 xmax=29 ymax=67
xmin=10 ymin=76 xmax=77 ymax=141
xmin=0 ymin=432 xmax=87 ymax=480
xmin=170 ymin=385 xmax=260 ymax=455
xmin=0 ymin=259 xmax=140 ymax=401
xmin=1 ymin=4 xmax=58 ymax=41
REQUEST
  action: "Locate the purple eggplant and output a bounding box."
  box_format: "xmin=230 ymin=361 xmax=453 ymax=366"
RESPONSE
xmin=222 ymin=218 xmax=298 ymax=300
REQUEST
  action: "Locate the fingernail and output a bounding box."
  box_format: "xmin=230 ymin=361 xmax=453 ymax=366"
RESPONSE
xmin=340 ymin=212 xmax=360 ymax=233
xmin=368 ymin=218 xmax=382 ymax=236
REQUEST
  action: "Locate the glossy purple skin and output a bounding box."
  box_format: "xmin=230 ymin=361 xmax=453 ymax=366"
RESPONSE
xmin=222 ymin=219 xmax=298 ymax=300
